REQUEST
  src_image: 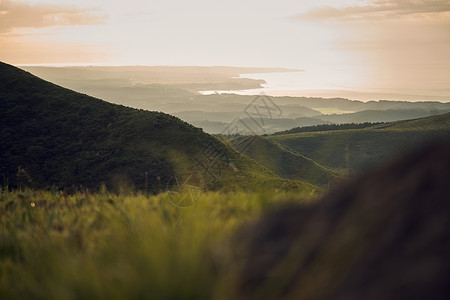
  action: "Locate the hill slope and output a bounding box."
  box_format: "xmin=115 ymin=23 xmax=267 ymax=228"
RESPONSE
xmin=268 ymin=112 xmax=450 ymax=172
xmin=0 ymin=62 xmax=317 ymax=193
xmin=314 ymin=108 xmax=450 ymax=124
xmin=373 ymin=111 xmax=450 ymax=130
xmin=229 ymin=136 xmax=338 ymax=187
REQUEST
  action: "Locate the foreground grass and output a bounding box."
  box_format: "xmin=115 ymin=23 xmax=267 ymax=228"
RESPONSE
xmin=0 ymin=189 xmax=315 ymax=299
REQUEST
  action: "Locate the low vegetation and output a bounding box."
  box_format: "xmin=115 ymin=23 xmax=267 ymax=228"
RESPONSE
xmin=0 ymin=188 xmax=314 ymax=299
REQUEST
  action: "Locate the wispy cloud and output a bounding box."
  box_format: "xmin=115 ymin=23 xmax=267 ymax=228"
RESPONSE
xmin=0 ymin=0 xmax=107 ymax=33
xmin=297 ymin=0 xmax=450 ymax=22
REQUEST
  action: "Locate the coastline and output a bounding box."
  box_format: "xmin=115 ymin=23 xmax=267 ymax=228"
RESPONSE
xmin=199 ymin=71 xmax=450 ymax=103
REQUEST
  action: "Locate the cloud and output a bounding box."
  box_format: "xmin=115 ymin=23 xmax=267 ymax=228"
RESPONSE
xmin=0 ymin=0 xmax=107 ymax=33
xmin=297 ymin=0 xmax=450 ymax=22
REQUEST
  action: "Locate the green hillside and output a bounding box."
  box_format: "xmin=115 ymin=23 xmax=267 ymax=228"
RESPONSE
xmin=228 ymin=136 xmax=338 ymax=187
xmin=273 ymin=122 xmax=382 ymax=135
xmin=268 ymin=112 xmax=450 ymax=172
xmin=315 ymin=108 xmax=450 ymax=124
xmin=372 ymin=112 xmax=450 ymax=130
xmin=0 ymin=62 xmax=317 ymax=194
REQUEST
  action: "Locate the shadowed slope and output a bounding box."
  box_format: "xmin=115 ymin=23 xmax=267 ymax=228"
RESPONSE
xmin=229 ymin=136 xmax=338 ymax=187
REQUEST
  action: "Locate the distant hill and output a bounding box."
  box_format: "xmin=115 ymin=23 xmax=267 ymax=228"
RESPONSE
xmin=268 ymin=112 xmax=450 ymax=172
xmin=19 ymin=67 xmax=450 ymax=135
xmin=373 ymin=111 xmax=450 ymax=130
xmin=0 ymin=62 xmax=317 ymax=193
xmin=188 ymin=117 xmax=329 ymax=135
xmin=273 ymin=97 xmax=450 ymax=112
xmin=273 ymin=122 xmax=382 ymax=135
xmin=228 ymin=136 xmax=338 ymax=187
xmin=314 ymin=108 xmax=450 ymax=124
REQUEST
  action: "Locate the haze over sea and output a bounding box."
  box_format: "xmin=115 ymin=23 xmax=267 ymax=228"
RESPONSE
xmin=201 ymin=68 xmax=450 ymax=102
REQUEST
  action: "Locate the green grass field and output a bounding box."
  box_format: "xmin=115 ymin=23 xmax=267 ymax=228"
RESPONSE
xmin=0 ymin=189 xmax=316 ymax=299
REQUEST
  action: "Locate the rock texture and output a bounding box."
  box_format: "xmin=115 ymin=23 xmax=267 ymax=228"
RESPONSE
xmin=230 ymin=138 xmax=450 ymax=300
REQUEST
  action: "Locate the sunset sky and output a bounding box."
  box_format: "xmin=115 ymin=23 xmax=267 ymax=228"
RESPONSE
xmin=1 ymin=0 xmax=449 ymax=96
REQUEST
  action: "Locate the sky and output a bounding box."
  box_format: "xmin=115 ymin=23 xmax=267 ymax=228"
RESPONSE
xmin=1 ymin=0 xmax=449 ymax=97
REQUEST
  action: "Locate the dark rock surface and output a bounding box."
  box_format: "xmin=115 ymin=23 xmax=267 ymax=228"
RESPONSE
xmin=230 ymin=138 xmax=450 ymax=300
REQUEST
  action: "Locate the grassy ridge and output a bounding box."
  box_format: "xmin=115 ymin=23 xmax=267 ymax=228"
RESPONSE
xmin=372 ymin=111 xmax=450 ymax=130
xmin=268 ymin=112 xmax=450 ymax=172
xmin=229 ymin=136 xmax=338 ymax=187
xmin=0 ymin=189 xmax=314 ymax=299
xmin=228 ymin=113 xmax=450 ymax=182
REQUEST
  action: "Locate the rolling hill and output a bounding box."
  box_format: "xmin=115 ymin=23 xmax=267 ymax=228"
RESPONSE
xmin=268 ymin=112 xmax=450 ymax=172
xmin=0 ymin=62 xmax=317 ymax=194
xmin=373 ymin=111 xmax=450 ymax=130
xmin=228 ymin=136 xmax=338 ymax=187
xmin=314 ymin=108 xmax=450 ymax=124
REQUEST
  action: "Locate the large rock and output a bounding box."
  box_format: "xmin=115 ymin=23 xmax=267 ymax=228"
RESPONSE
xmin=228 ymin=138 xmax=450 ymax=299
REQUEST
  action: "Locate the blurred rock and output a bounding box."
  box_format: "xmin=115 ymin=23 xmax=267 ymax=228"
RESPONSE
xmin=229 ymin=138 xmax=450 ymax=300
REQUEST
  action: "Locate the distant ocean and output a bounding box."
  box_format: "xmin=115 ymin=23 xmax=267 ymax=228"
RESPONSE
xmin=200 ymin=70 xmax=450 ymax=102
